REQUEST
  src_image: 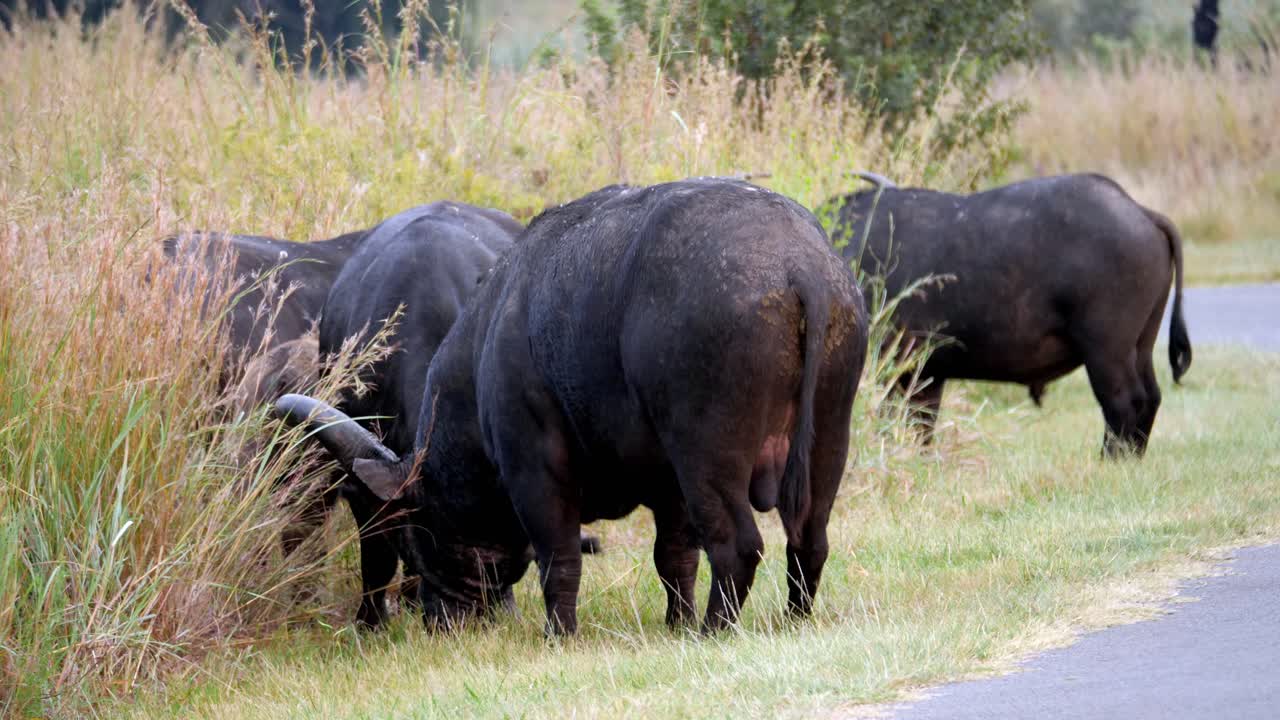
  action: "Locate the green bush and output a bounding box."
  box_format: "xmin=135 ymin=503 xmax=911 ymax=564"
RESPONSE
xmin=580 ymin=0 xmax=1041 ymax=181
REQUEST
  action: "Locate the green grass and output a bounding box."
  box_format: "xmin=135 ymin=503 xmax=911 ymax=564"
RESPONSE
xmin=1184 ymin=237 xmax=1280 ymax=287
xmin=120 ymin=348 xmax=1280 ymax=719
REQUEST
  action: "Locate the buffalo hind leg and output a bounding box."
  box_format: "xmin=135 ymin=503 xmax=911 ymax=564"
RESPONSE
xmin=1132 ymin=345 xmax=1162 ymax=450
xmin=785 ymin=518 xmax=830 ymax=618
xmin=653 ymin=499 xmax=700 ymax=628
xmin=507 ymin=470 xmax=584 ymax=636
xmin=530 ymin=529 xmax=583 ymax=636
xmin=673 ymin=456 xmax=763 ymax=633
xmin=1083 ymin=348 xmax=1151 ymax=458
xmin=1134 ymin=298 xmax=1166 ymax=446
xmin=1029 ymin=382 xmax=1047 ymax=407
xmin=703 ymin=508 xmax=764 ymax=634
xmin=784 ymin=405 xmax=852 ymax=617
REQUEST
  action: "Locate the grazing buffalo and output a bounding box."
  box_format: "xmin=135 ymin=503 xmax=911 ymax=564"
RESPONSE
xmin=277 ymin=179 xmax=869 ymax=635
xmin=828 ymin=172 xmax=1191 ymax=456
xmin=159 ymin=228 xmax=365 ymax=613
xmin=226 ymin=334 xmax=322 ymax=430
xmin=315 ymin=201 xmax=524 ymax=628
xmin=161 ymin=229 xmax=368 ymax=387
xmin=161 ymin=229 xmax=366 ymax=603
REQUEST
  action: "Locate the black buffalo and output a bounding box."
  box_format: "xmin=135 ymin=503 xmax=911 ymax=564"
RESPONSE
xmin=277 ymin=179 xmax=869 ymax=635
xmin=161 ymin=227 xmax=367 ymax=614
xmin=829 ymin=172 xmax=1191 ymax=456
xmin=315 ymin=201 xmax=524 ymax=628
xmin=161 ymin=229 xmax=368 ymax=386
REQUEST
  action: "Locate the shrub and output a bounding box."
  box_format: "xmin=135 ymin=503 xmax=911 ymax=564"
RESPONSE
xmin=580 ymin=0 xmax=1041 ymax=182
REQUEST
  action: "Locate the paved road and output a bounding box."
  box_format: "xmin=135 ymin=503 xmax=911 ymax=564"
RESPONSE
xmin=1161 ymin=283 xmax=1280 ymax=350
xmin=888 ymin=545 xmax=1280 ymax=720
xmin=886 ymin=283 xmax=1280 ymax=720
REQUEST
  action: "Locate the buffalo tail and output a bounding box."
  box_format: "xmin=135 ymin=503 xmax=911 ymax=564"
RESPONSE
xmin=779 ymin=272 xmax=829 ymax=538
xmin=1144 ymin=209 xmax=1192 ymax=382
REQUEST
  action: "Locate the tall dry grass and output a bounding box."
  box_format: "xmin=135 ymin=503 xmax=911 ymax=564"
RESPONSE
xmin=1012 ymin=49 xmax=1280 ymax=244
xmin=0 ymin=5 xmax=970 ymax=715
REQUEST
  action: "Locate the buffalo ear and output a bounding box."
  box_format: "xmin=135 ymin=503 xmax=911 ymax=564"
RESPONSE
xmin=352 ymin=457 xmax=411 ymax=502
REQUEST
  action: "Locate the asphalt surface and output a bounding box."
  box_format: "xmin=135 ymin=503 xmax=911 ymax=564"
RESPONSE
xmin=888 ymin=545 xmax=1280 ymax=720
xmin=887 ymin=283 xmax=1280 ymax=720
xmin=1160 ymin=282 xmax=1280 ymax=350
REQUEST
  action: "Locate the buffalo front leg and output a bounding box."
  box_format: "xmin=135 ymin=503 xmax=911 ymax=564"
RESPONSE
xmin=653 ymin=500 xmax=700 ymax=629
xmin=346 ymin=491 xmax=400 ymax=629
xmin=580 ymin=529 xmax=604 ymax=554
xmin=280 ymin=483 xmax=334 ymax=558
xmin=899 ymin=375 xmax=945 ymax=444
xmin=280 ymin=484 xmax=338 ymax=607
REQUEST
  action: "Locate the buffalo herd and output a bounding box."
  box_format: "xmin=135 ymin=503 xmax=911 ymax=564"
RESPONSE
xmin=162 ymin=173 xmax=1192 ymax=634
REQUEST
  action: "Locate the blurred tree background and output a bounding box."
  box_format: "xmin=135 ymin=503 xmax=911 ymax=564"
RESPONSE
xmin=3 ymin=0 xmax=1272 ymax=73
xmin=1 ymin=0 xmax=1271 ymax=168
xmin=0 ymin=0 xmax=470 ymax=61
xmin=5 ymin=1 xmax=1274 ymax=62
xmin=579 ymin=0 xmax=1039 ymax=176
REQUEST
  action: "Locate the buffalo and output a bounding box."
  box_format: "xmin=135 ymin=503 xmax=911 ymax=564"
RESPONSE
xmin=828 ymin=172 xmax=1191 ymax=456
xmin=160 ymin=228 xmax=367 ymax=615
xmin=162 ymin=228 xmax=367 ymax=607
xmin=161 ymin=229 xmax=368 ymax=386
xmin=277 ymin=178 xmax=869 ymax=635
xmin=315 ymin=201 xmax=524 ymax=628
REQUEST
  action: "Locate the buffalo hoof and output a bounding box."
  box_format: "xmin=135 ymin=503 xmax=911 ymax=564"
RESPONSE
xmin=580 ymin=531 xmax=603 ymax=555
xmin=1101 ymin=434 xmax=1147 ymax=460
xmin=355 ymin=603 xmax=387 ymax=631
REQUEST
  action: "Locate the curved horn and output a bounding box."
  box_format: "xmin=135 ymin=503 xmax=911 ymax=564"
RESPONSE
xmin=848 ymin=171 xmax=898 ymax=189
xmin=274 ymin=394 xmax=408 ymax=500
